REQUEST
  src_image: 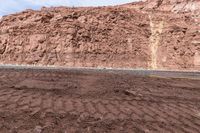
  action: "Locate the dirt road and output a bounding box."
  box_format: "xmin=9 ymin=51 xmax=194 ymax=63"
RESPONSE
xmin=0 ymin=67 xmax=200 ymax=132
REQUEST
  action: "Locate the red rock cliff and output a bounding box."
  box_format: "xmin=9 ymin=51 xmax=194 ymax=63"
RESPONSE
xmin=0 ymin=0 xmax=199 ymax=70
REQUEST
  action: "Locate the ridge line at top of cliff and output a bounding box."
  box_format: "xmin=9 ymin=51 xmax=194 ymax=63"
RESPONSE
xmin=1 ymin=0 xmax=200 ymax=19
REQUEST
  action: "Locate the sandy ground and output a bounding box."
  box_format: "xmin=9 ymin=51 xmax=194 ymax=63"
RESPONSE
xmin=0 ymin=67 xmax=200 ymax=132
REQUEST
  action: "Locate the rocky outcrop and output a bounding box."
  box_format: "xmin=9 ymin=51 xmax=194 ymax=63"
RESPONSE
xmin=144 ymin=0 xmax=200 ymax=70
xmin=144 ymin=0 xmax=200 ymax=13
xmin=0 ymin=7 xmax=151 ymax=68
xmin=125 ymin=0 xmax=200 ymax=70
xmin=0 ymin=0 xmax=199 ymax=70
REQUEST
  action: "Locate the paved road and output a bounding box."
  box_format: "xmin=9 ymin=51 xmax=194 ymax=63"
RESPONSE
xmin=0 ymin=66 xmax=200 ymax=132
xmin=0 ymin=64 xmax=200 ymax=79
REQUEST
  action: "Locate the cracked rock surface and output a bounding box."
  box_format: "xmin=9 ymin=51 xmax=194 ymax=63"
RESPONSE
xmin=0 ymin=0 xmax=199 ymax=70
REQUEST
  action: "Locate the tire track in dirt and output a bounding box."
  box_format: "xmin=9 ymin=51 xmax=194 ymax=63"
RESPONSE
xmin=0 ymin=68 xmax=200 ymax=132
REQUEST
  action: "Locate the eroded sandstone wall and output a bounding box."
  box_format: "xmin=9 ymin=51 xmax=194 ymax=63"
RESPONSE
xmin=141 ymin=0 xmax=200 ymax=70
xmin=0 ymin=1 xmax=199 ymax=70
xmin=156 ymin=13 xmax=200 ymax=70
xmin=0 ymin=7 xmax=151 ymax=68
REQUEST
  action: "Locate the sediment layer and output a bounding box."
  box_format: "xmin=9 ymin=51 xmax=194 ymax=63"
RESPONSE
xmin=0 ymin=0 xmax=199 ymax=70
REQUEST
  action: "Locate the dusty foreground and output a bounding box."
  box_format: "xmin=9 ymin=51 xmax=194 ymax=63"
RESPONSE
xmin=0 ymin=68 xmax=200 ymax=133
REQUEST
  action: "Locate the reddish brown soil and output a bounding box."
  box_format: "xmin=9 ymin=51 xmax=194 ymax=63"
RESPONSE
xmin=0 ymin=68 xmax=200 ymax=132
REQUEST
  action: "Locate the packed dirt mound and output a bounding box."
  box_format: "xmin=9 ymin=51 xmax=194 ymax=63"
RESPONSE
xmin=0 ymin=0 xmax=199 ymax=70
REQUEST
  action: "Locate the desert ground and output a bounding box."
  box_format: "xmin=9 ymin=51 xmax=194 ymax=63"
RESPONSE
xmin=0 ymin=67 xmax=199 ymax=132
xmin=0 ymin=0 xmax=200 ymax=132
